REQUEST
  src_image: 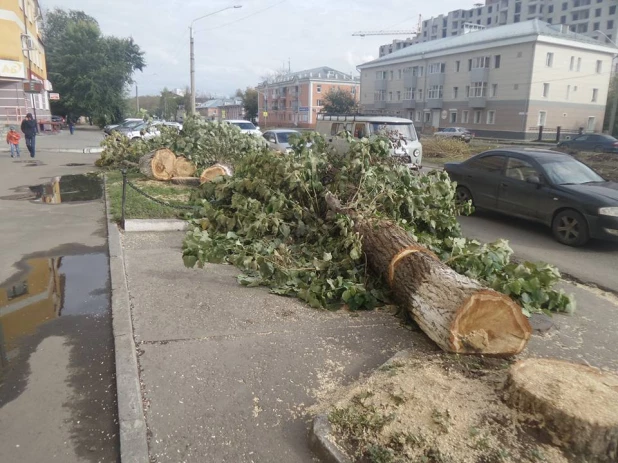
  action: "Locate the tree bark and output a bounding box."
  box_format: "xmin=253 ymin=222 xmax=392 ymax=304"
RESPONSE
xmin=325 ymin=193 xmax=531 ymax=356
xmin=139 ymin=148 xmax=176 ymax=180
xmin=505 ymin=358 xmax=618 ymax=462
xmin=199 ymin=164 xmax=233 ymax=184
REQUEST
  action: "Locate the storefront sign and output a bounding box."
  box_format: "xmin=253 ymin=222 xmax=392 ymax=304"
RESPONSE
xmin=49 ymin=93 xmax=60 ymax=100
xmin=23 ymin=81 xmax=43 ymax=94
xmin=0 ymin=60 xmax=26 ymax=79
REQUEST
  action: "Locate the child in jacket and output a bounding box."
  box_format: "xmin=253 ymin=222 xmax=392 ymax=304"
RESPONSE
xmin=6 ymin=126 xmax=20 ymax=158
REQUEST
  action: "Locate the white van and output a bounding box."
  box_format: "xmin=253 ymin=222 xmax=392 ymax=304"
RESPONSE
xmin=315 ymin=114 xmax=422 ymax=169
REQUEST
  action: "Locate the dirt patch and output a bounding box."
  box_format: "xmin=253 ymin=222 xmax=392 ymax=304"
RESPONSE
xmin=312 ymin=351 xmax=574 ymax=462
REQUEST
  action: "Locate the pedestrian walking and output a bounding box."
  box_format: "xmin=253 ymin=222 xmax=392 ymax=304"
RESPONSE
xmin=6 ymin=126 xmax=21 ymax=158
xmin=68 ymin=115 xmax=75 ymax=135
xmin=20 ymin=113 xmax=38 ymax=158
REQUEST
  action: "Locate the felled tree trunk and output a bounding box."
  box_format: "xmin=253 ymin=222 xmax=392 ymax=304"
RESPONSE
xmin=172 ymin=157 xmax=197 ymax=178
xmin=139 ymin=148 xmax=176 ymax=181
xmin=325 ymin=193 xmax=531 ymax=356
xmin=171 ymin=177 xmax=200 ymax=186
xmin=199 ymin=164 xmax=233 ymax=184
xmin=506 ymin=358 xmax=618 ymax=462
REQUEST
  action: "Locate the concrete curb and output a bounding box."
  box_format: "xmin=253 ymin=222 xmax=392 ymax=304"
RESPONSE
xmin=309 ymin=415 xmax=352 ymax=463
xmin=104 ymin=176 xmax=150 ymax=463
xmin=2 ymin=147 xmax=103 ymax=154
xmin=124 ymin=219 xmax=189 ymax=232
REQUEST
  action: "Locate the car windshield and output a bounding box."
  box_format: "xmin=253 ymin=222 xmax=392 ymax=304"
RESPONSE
xmin=121 ymin=120 xmax=143 ymax=128
xmin=370 ymin=123 xmax=417 ymax=141
xmin=231 ymin=122 xmax=256 ymax=130
xmin=276 ymin=132 xmax=298 ymax=143
xmin=542 ymin=159 xmax=605 ymax=185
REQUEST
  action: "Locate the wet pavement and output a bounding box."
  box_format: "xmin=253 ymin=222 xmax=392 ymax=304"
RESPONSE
xmin=0 ymin=147 xmax=119 ymax=462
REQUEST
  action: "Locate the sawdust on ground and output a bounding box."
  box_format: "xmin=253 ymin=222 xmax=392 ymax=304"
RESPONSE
xmin=311 ymin=351 xmax=572 ymax=463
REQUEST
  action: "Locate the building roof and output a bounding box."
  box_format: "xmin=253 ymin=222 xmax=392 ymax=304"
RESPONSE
xmin=196 ymin=97 xmax=243 ymax=109
xmin=360 ymin=19 xmax=617 ymax=68
xmin=259 ymin=66 xmax=359 ymax=86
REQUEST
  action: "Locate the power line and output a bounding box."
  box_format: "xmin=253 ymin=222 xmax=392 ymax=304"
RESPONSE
xmin=194 ymin=0 xmax=289 ymax=34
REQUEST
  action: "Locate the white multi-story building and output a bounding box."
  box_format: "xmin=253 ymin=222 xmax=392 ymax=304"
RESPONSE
xmin=379 ymin=0 xmax=618 ymax=57
xmin=361 ymin=20 xmax=616 ymax=139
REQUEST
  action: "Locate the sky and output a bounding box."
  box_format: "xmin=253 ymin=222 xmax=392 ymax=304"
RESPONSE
xmin=42 ymin=0 xmax=476 ymax=97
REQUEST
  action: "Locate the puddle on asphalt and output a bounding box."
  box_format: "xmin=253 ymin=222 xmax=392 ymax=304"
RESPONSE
xmin=0 ymin=253 xmax=108 ymax=370
xmin=0 ymin=173 xmax=102 ymax=203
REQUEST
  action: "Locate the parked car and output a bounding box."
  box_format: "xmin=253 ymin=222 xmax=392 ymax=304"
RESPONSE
xmin=51 ymin=115 xmax=65 ymax=124
xmin=434 ymin=127 xmax=472 ymax=142
xmin=557 ymin=134 xmax=618 ymax=153
xmin=263 ymin=129 xmax=302 ymax=153
xmin=104 ymin=118 xmax=143 ymax=135
xmin=444 ymin=148 xmax=618 ymax=246
xmin=226 ymin=120 xmax=262 ymax=136
xmin=116 ymin=122 xmax=160 ymax=141
xmin=315 ymin=114 xmax=422 ymax=170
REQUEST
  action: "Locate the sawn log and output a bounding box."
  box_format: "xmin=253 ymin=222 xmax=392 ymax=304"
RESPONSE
xmin=326 ymin=193 xmax=531 ymax=356
xmin=139 ymin=148 xmax=176 ymax=181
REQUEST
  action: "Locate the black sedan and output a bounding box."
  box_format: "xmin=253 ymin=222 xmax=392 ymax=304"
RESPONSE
xmin=557 ymin=134 xmax=618 ymax=153
xmin=445 ymin=148 xmax=618 ymax=246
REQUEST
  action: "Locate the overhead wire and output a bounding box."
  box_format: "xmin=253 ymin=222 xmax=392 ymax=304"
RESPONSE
xmin=194 ymin=0 xmax=289 ymax=34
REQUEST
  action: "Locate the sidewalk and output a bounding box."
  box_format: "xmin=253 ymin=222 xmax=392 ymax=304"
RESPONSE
xmin=118 ymin=231 xmax=618 ymax=462
xmin=1 ymin=127 xmax=104 ymax=154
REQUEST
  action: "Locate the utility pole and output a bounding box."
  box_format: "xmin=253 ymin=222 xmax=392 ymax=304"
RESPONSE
xmin=136 ymin=85 xmax=139 ymax=114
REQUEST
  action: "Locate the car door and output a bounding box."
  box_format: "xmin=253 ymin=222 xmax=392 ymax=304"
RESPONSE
xmin=497 ymin=156 xmax=543 ymax=219
xmin=460 ymin=154 xmax=507 ymax=209
xmin=569 ymin=135 xmax=589 ymax=150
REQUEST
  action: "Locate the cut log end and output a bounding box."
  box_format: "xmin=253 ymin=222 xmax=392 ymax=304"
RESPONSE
xmin=200 ymin=164 xmax=233 ymax=184
xmin=450 ymin=290 xmax=531 ymax=356
xmin=139 ymin=148 xmax=176 ymax=181
xmin=172 ymin=157 xmax=197 ymax=178
xmin=506 ymin=358 xmax=618 ymax=461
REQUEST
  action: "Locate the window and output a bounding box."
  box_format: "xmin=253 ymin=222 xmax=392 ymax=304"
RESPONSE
xmin=577 ymin=23 xmax=588 ymax=32
xmin=562 ymin=2 xmax=568 ymax=10
xmin=373 ymin=91 xmax=385 ymax=102
xmin=473 ymin=110 xmax=482 ymax=124
xmin=376 ymin=71 xmax=387 ymax=80
xmin=549 ymin=5 xmax=554 ymax=13
xmin=592 ymin=88 xmax=599 ymax=102
xmin=428 ymin=62 xmax=446 ymax=74
xmin=488 ymin=5 xmax=492 ymax=13
xmin=403 ymin=87 xmax=413 ymax=100
xmin=389 ymin=71 xmax=394 ymax=80
xmin=609 ymin=20 xmax=615 ymax=29
xmin=577 ymin=57 xmax=582 ymax=71
xmin=415 ymin=111 xmax=422 ymax=122
xmin=491 ymin=84 xmax=498 ymax=97
xmin=317 ymin=99 xmax=324 ymax=106
xmin=486 ymin=110 xmax=496 ymax=125
xmin=538 ymin=111 xmax=547 ymax=127
xmin=428 ymin=85 xmax=444 ymax=99
xmin=546 ymin=52 xmax=554 ymax=67
xmin=561 ymin=15 xmax=566 ymax=23
xmin=505 ymin=158 xmax=538 ymax=181
xmin=456 ymin=60 xmax=460 ymax=72
xmin=494 ymin=55 xmax=501 ymax=68
xmin=453 ymin=87 xmax=459 ymax=99
xmin=388 ymin=91 xmax=393 ymax=101
xmin=487 ymin=17 xmax=492 ymax=24
xmin=424 ymin=112 xmax=431 ymax=123
xmin=595 ymin=8 xmax=601 ymax=17
xmin=417 ymin=89 xmax=423 ymax=100
xmin=594 ymin=21 xmax=600 ymax=31
xmin=514 ymin=14 xmax=520 ymax=22
xmin=471 ymin=56 xmax=490 ymax=69
xmin=570 ymin=56 xmax=575 ymax=70
xmin=396 ymin=91 xmax=401 ymax=101
xmin=317 ymin=85 xmax=322 ymax=93
xmin=542 ymin=83 xmax=550 ymax=97
xmin=466 ymin=85 xmax=470 ymax=97
xmin=398 ymin=69 xmax=402 ymax=79
xmin=596 ymin=60 xmax=603 ymax=74
xmin=462 ymin=110 xmax=469 ymax=123
xmin=587 ymin=116 xmax=596 ymax=132
xmin=468 ymin=155 xmax=506 ymax=173
xmin=450 ymin=111 xmax=457 ymax=123
xmin=515 ymin=3 xmax=521 ymax=13
xmin=471 ymin=82 xmax=487 ymax=97
xmin=528 ymin=4 xmax=536 ymax=14
xmin=354 ymin=123 xmax=366 ymax=138
xmin=611 ymin=5 xmax=617 ymax=14
xmin=566 ymin=85 xmax=571 ymax=100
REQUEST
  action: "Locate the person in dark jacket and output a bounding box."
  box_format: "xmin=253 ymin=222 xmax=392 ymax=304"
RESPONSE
xmin=20 ymin=113 xmax=38 ymax=158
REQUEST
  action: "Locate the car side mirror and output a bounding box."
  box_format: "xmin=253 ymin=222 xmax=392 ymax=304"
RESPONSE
xmin=527 ymin=175 xmax=541 ymax=185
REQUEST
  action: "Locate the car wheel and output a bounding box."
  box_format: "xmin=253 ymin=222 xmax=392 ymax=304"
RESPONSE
xmin=552 ymin=209 xmax=589 ymax=246
xmin=594 ymin=145 xmax=604 ymax=153
xmin=455 ymin=186 xmax=474 ymax=207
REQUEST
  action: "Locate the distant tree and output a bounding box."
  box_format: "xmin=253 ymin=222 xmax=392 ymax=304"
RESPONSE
xmin=242 ymin=87 xmax=258 ymax=122
xmin=43 ymin=8 xmax=145 ymax=126
xmin=322 ymin=89 xmax=358 ymax=115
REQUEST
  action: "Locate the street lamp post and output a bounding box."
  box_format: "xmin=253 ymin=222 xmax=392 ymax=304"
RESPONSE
xmin=594 ymin=30 xmax=618 ymax=134
xmin=189 ymin=5 xmax=242 ymax=115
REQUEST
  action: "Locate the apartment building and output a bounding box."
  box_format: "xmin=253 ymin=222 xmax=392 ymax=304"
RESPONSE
xmin=257 ymin=67 xmax=360 ymax=128
xmin=380 ymin=0 xmax=618 ymax=57
xmin=360 ymin=20 xmax=615 ymax=139
xmin=196 ymin=97 xmax=244 ymax=121
xmin=0 ymin=0 xmax=51 ymax=131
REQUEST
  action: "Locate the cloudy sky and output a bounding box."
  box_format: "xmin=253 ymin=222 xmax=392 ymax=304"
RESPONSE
xmin=43 ymin=0 xmax=472 ymax=97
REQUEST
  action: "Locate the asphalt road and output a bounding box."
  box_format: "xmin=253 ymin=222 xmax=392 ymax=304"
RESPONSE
xmin=458 ymin=210 xmax=618 ymax=292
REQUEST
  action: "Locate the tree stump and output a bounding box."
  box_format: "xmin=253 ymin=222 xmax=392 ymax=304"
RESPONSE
xmin=200 ymin=164 xmax=233 ymax=184
xmin=172 ymin=157 xmax=197 ymax=178
xmin=325 ymin=193 xmax=531 ymax=356
xmin=139 ymin=148 xmax=176 ymax=181
xmin=505 ymin=358 xmax=618 ymax=462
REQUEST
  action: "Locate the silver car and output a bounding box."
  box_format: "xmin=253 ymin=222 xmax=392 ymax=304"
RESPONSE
xmin=263 ymin=129 xmax=302 ymax=153
xmin=434 ymin=127 xmax=472 ymax=142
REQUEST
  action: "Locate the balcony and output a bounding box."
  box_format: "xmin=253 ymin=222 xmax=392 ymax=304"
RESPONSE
xmin=374 ymin=79 xmax=387 ymax=91
xmin=468 ymin=97 xmax=487 ymax=108
xmin=470 ymin=67 xmax=489 ymax=82
xmin=403 ymin=73 xmax=417 ymax=88
xmin=426 ymin=99 xmax=443 ymax=109
xmin=374 ymin=100 xmax=386 ymax=109
xmin=402 ymin=99 xmax=416 ymax=109
xmin=427 ymin=73 xmax=445 ymax=86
